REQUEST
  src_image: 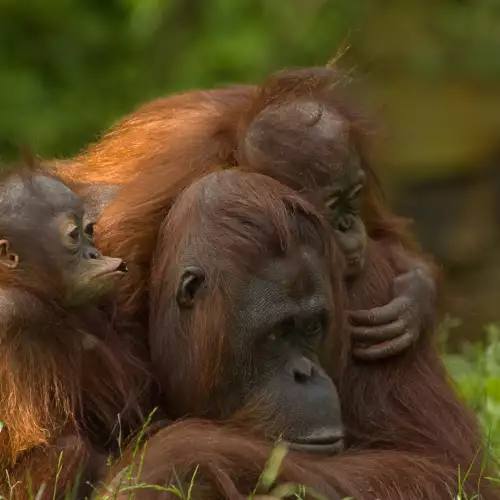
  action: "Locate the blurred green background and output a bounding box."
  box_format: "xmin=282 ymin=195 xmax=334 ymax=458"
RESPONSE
xmin=3 ymin=0 xmax=499 ymax=345
xmin=2 ymin=0 xmax=500 ymax=456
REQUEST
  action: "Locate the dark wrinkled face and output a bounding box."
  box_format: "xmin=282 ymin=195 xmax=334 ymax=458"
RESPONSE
xmin=0 ymin=174 xmax=127 ymax=305
xmin=321 ymin=150 xmax=367 ymax=278
xmin=177 ymin=245 xmax=344 ymax=454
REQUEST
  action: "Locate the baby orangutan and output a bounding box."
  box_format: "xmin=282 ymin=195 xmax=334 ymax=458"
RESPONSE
xmin=55 ymin=67 xmax=437 ymax=363
xmin=0 ymin=168 xmax=149 ymax=499
xmin=238 ymin=68 xmax=437 ymax=360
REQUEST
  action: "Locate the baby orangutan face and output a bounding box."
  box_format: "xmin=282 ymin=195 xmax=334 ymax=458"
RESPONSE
xmin=0 ymin=173 xmax=127 ymax=306
xmin=54 ymin=212 xmax=128 ymax=305
xmin=321 ymin=147 xmax=367 ymax=279
xmin=290 ymin=102 xmax=368 ymax=279
xmin=242 ymin=99 xmax=368 ymax=280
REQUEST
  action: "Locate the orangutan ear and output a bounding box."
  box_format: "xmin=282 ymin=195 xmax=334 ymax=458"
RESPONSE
xmin=0 ymin=239 xmax=19 ymax=269
xmin=176 ymin=266 xmax=206 ymax=309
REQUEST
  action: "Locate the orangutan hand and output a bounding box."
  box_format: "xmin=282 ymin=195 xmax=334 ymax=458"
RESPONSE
xmin=348 ymin=265 xmax=436 ymax=361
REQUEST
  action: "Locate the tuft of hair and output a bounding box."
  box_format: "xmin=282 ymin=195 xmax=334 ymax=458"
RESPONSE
xmin=167 ymin=170 xmax=336 ymax=272
xmin=237 ymin=67 xmax=374 ymax=194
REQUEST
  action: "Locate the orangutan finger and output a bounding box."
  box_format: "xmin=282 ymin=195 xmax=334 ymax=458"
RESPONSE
xmin=350 ymin=319 xmax=406 ymax=343
xmin=348 ymin=296 xmax=408 ymax=326
xmin=352 ymin=331 xmax=415 ymax=361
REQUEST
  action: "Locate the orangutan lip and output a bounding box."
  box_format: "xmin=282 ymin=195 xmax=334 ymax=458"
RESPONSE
xmin=94 ymin=261 xmax=128 ymax=278
xmin=285 ymin=438 xmax=344 ymax=454
xmin=283 ymin=429 xmax=345 ymax=455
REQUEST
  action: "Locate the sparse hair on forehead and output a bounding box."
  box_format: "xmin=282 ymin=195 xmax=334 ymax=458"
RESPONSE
xmin=246 ymin=100 xmax=349 ymax=140
xmin=235 ymin=73 xmax=366 ymax=196
xmin=0 ymin=168 xmax=81 ymax=222
xmin=241 ymin=100 xmax=352 ymax=182
xmin=163 ymin=169 xmax=336 ymax=277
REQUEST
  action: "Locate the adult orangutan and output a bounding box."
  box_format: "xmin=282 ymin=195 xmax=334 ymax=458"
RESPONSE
xmin=49 ymin=66 xmax=437 ymax=363
xmin=149 ymin=170 xmax=345 ymax=450
xmin=0 ymin=166 xmax=150 ymax=499
xmin=100 ymin=168 xmax=348 ymax=499
xmin=102 ymin=170 xmax=497 ymax=500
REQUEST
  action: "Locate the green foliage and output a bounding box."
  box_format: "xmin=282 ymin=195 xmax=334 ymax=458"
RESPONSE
xmin=0 ymin=0 xmax=356 ymax=162
xmin=1 ymin=0 xmax=500 ymax=163
xmin=445 ymin=324 xmax=500 ymax=454
xmin=353 ymin=0 xmax=500 ymax=80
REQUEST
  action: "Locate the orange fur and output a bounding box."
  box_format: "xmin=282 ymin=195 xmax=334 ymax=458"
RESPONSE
xmin=49 ymin=66 xmax=440 ymax=328
xmin=45 ymin=67 xmax=489 ymax=498
xmin=101 ymin=186 xmax=497 ymax=500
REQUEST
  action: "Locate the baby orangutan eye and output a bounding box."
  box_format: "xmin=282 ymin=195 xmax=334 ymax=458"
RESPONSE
xmin=325 ymin=196 xmax=339 ymax=211
xmin=84 ymin=223 xmax=95 ymax=238
xmin=348 ymin=186 xmax=363 ymax=213
xmin=349 ymin=186 xmax=363 ymax=200
xmin=68 ymin=226 xmax=80 ymax=242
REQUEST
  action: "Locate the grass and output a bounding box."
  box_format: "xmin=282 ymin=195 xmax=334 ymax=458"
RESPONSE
xmin=2 ymin=320 xmax=500 ymax=499
xmin=444 ymin=322 xmax=500 ymax=455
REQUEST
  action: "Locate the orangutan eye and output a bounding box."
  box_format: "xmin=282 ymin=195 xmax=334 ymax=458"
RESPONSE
xmin=349 ymin=185 xmax=363 ymax=200
xmin=325 ymin=196 xmax=340 ymax=211
xmin=84 ymin=222 xmax=95 ymax=237
xmin=302 ymin=318 xmax=322 ymax=336
xmin=68 ymin=226 xmax=80 ymax=242
xmin=348 ymin=186 xmax=363 ymax=213
xmin=304 ymin=319 xmax=321 ymax=333
xmin=267 ymin=318 xmax=294 ymax=342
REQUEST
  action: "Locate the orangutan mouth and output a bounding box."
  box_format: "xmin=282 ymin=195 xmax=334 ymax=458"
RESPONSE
xmin=284 ymin=428 xmax=345 ymax=454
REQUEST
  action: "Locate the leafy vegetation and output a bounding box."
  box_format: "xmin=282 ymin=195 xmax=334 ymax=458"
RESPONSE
xmin=1 ymin=0 xmax=500 ymax=163
xmin=445 ymin=323 xmax=500 ymax=456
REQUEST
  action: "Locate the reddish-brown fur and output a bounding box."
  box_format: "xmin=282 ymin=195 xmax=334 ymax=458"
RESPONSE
xmin=104 ymin=419 xmax=489 ymax=500
xmin=49 ymin=66 xmax=438 ymax=328
xmin=148 ymin=170 xmax=346 ymax=417
xmin=343 ymin=242 xmax=495 ymax=481
xmin=47 ymin=68 xmax=493 ymax=496
xmin=0 ymin=169 xmax=151 ymax=499
xmin=103 ymin=240 xmax=497 ymax=500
